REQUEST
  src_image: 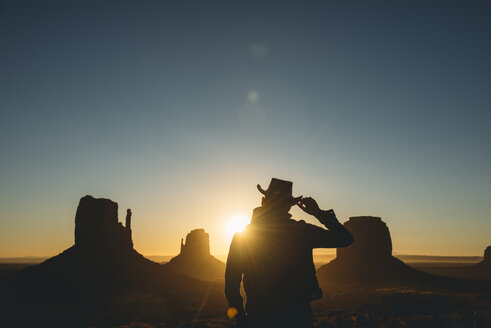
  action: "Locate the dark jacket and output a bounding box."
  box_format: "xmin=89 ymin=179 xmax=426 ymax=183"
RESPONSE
xmin=225 ymin=206 xmax=353 ymax=315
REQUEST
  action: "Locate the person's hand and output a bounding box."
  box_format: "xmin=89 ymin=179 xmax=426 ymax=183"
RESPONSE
xmin=297 ymin=197 xmax=322 ymax=216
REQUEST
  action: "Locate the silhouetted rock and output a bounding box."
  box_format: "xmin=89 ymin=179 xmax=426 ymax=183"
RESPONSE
xmin=75 ymin=195 xmax=133 ymax=252
xmin=317 ymin=216 xmax=433 ymax=285
xmin=0 ymin=196 xmax=213 ymax=327
xmin=162 ymin=229 xmax=225 ymax=281
xmin=472 ymin=245 xmax=491 ymax=270
xmin=409 ymin=246 xmax=491 ymax=281
xmin=465 ymin=245 xmax=491 ymax=279
xmin=336 ymin=216 xmax=392 ymax=265
xmin=317 ymin=217 xmax=491 ymax=292
xmin=317 ymin=218 xmax=491 ymax=295
xmin=484 ymin=246 xmax=490 ymax=264
xmin=2 ymin=195 xmax=202 ymax=289
xmin=180 ymin=228 xmax=211 ymax=258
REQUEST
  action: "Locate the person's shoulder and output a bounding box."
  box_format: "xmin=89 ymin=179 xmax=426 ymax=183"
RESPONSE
xmin=251 ymin=206 xmax=266 ymax=223
xmin=230 ymin=231 xmax=245 ymax=247
xmin=234 ymin=222 xmax=254 ymax=240
xmin=252 ymin=206 xmax=264 ymax=216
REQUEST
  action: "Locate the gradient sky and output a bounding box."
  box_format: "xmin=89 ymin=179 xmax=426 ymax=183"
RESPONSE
xmin=1 ymin=1 xmax=490 ymax=257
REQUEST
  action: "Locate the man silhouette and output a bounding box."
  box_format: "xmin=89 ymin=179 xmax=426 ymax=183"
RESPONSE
xmin=225 ymin=178 xmax=354 ymax=328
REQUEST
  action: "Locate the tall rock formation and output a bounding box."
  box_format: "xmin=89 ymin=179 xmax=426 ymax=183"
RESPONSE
xmin=0 ymin=196 xmax=223 ymax=327
xmin=1 ymin=195 xmax=201 ymax=300
xmin=75 ymin=195 xmax=133 ymax=252
xmin=317 ymin=216 xmax=428 ymax=285
xmin=336 ymin=216 xmax=392 ymax=265
xmin=180 ymin=229 xmax=211 ymax=258
xmin=163 ymin=229 xmax=225 ymax=281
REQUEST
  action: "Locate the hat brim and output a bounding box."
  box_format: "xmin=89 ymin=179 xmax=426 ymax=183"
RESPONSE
xmin=290 ymin=195 xmax=303 ymax=206
xmin=257 ymin=184 xmax=267 ymax=195
xmin=257 ymin=184 xmax=302 ymax=205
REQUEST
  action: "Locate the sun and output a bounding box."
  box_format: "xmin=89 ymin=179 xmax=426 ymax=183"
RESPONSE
xmin=226 ymin=214 xmax=249 ymax=237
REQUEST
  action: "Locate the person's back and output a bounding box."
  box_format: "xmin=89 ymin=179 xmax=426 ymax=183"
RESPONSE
xmin=238 ymin=209 xmax=319 ymax=312
xmin=225 ymin=178 xmax=354 ymax=328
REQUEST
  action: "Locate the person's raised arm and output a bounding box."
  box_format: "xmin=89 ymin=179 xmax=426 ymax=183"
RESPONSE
xmin=297 ymin=197 xmax=354 ymax=248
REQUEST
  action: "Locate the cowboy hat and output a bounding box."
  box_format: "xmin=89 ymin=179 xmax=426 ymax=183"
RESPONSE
xmin=257 ymin=178 xmax=303 ymax=205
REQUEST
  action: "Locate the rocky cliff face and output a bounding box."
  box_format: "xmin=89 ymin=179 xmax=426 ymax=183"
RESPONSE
xmin=74 ymin=195 xmax=132 ymax=253
xmin=163 ymin=229 xmax=225 ymax=281
xmin=317 ymin=216 xmax=428 ymax=285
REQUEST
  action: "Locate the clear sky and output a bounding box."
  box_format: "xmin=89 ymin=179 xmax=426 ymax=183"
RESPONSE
xmin=1 ymin=0 xmax=490 ymax=257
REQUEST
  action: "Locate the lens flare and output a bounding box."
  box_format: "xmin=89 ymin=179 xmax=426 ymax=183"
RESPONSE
xmin=227 ymin=307 xmax=238 ymax=319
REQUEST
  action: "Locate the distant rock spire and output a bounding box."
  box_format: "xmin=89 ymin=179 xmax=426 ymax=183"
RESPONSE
xmin=163 ymin=228 xmax=225 ymax=281
xmin=179 ymin=229 xmax=210 ymax=258
xmin=126 ymin=209 xmax=132 ymax=229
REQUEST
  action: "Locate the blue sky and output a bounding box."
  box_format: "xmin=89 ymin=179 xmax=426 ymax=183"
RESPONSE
xmin=1 ymin=0 xmax=490 ymax=256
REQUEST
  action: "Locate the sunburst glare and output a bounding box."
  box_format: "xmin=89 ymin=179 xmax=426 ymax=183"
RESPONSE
xmin=226 ymin=214 xmax=249 ymax=238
